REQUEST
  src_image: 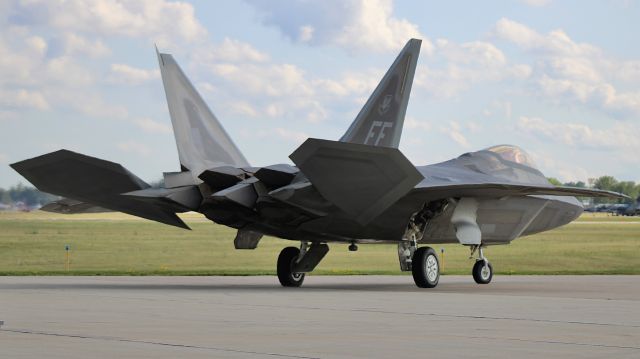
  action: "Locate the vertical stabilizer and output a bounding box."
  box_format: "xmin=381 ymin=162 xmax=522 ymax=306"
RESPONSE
xmin=340 ymin=39 xmax=421 ymax=148
xmin=156 ymin=48 xmax=249 ymax=181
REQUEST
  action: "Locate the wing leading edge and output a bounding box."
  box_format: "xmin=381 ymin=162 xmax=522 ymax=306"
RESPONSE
xmin=411 ymin=181 xmax=628 ymax=200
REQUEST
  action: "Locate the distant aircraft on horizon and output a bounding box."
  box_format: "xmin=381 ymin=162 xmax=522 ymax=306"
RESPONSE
xmin=11 ymin=39 xmax=626 ymax=288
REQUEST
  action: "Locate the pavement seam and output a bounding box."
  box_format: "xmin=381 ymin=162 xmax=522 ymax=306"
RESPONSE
xmin=453 ymin=334 xmax=640 ymax=351
xmin=1 ymin=328 xmax=320 ymax=359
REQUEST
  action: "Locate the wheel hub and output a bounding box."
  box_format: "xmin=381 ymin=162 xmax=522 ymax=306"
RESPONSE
xmin=426 ymin=254 xmax=438 ymax=282
xmin=481 ymin=263 xmax=490 ymax=280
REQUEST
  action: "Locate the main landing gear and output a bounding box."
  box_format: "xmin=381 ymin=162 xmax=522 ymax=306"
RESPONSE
xmin=277 ymin=247 xmax=305 ymax=287
xmin=277 ymin=242 xmax=329 ymax=287
xmin=470 ymin=245 xmax=493 ymax=284
xmin=412 ymin=246 xmax=440 ymax=288
xmin=398 ymin=241 xmax=440 ymax=288
xmin=400 ymin=242 xmax=494 ymax=288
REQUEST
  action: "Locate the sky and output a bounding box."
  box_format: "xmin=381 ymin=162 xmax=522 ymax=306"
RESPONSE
xmin=1 ymin=0 xmax=639 ymax=188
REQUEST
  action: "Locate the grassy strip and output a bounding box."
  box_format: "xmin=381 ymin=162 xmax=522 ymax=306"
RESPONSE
xmin=0 ymin=212 xmax=638 ymax=275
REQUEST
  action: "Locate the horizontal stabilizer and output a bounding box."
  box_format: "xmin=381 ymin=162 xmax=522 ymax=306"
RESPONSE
xmin=11 ymin=150 xmax=189 ymax=229
xmin=290 ymin=138 xmax=423 ymax=224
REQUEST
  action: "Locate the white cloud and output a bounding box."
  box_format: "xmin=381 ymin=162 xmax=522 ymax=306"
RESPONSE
xmin=441 ymin=121 xmax=470 ymax=148
xmin=517 ymin=116 xmax=640 ymax=152
xmin=527 ymin=150 xmax=592 ymax=183
xmin=47 ymin=90 xmax=129 ymax=119
xmin=135 ymin=117 xmax=172 ymax=134
xmin=521 ymin=0 xmax=553 ymax=7
xmin=536 ymin=75 xmax=640 ymax=116
xmin=62 ymin=33 xmax=110 ymax=58
xmin=312 ymin=69 xmax=381 ymax=97
xmin=16 ymin=0 xmax=207 ymax=46
xmin=117 ymin=141 xmax=152 ymax=156
xmin=298 ymin=25 xmax=314 ymax=42
xmin=483 ymin=101 xmax=512 ymax=120
xmin=249 ymin=127 xmax=310 ymax=145
xmin=211 ymin=63 xmax=313 ymax=97
xmin=494 ymin=18 xmax=640 ymax=117
xmin=247 ymin=0 xmax=429 ymax=53
xmin=108 ymin=64 xmax=160 ymax=85
xmin=227 ymin=101 xmax=258 ymax=117
xmin=273 ymin=127 xmax=309 ymax=143
xmin=209 ymin=38 xmax=269 ymax=63
xmin=494 ymin=18 xmax=599 ymax=57
xmin=405 ymin=117 xmax=431 ymax=132
xmin=333 ymin=0 xmax=428 ymax=53
xmin=46 ymin=56 xmax=95 ymax=86
xmin=438 ymin=40 xmax=506 ymax=67
xmin=414 ymin=39 xmax=531 ymax=99
xmin=0 ymin=89 xmax=49 ymax=110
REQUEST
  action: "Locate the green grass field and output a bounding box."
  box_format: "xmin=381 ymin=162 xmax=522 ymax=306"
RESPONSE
xmin=0 ymin=211 xmax=638 ymax=275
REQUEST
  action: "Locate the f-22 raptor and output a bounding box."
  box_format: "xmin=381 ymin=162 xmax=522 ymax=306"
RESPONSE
xmin=11 ymin=39 xmax=626 ymax=288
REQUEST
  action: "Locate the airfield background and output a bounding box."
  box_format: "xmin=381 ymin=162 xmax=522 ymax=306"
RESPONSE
xmin=0 ymin=209 xmax=638 ymax=275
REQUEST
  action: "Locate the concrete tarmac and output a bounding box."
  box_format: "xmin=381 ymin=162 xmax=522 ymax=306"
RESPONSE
xmin=1 ymin=275 xmax=638 ymax=358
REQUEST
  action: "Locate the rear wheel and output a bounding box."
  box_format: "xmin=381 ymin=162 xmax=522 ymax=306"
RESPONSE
xmin=277 ymin=247 xmax=305 ymax=287
xmin=411 ymin=247 xmax=439 ymax=288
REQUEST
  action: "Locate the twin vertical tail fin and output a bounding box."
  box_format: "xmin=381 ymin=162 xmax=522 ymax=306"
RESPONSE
xmin=339 ymin=39 xmax=421 ymax=148
xmin=288 ymin=39 xmax=424 ymax=224
xmin=156 ymin=48 xmax=249 ymax=182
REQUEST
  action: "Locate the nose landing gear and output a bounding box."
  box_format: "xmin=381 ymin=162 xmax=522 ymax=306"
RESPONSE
xmin=470 ymin=245 xmax=493 ymax=284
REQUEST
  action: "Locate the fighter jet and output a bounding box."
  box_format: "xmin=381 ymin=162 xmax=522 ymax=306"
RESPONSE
xmin=11 ymin=39 xmax=626 ymax=288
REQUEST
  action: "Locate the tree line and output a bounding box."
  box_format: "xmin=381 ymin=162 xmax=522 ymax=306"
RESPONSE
xmin=546 ymin=176 xmax=640 ymax=204
xmin=0 ymin=183 xmax=59 ymax=207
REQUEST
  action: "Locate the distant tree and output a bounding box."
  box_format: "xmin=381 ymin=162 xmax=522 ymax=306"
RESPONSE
xmin=547 ymin=177 xmax=562 ymax=186
xmin=149 ymin=178 xmax=165 ymax=189
xmin=613 ymin=181 xmax=639 ymax=204
xmin=563 ymin=181 xmax=586 ymax=188
xmin=594 ymin=176 xmax=618 ymax=191
xmin=7 ymin=183 xmax=58 ymax=207
xmin=0 ymin=188 xmax=6 ymax=204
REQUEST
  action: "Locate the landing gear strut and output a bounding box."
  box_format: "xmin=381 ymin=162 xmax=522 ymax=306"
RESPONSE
xmin=470 ymin=245 xmax=493 ymax=284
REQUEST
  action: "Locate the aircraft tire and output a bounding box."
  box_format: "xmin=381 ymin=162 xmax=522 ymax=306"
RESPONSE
xmin=277 ymin=247 xmax=305 ymax=287
xmin=412 ymin=247 xmax=440 ymax=288
xmin=472 ymin=260 xmax=493 ymax=284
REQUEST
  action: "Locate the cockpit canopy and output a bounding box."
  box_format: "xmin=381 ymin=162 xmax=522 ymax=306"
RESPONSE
xmin=484 ymin=145 xmax=537 ymax=169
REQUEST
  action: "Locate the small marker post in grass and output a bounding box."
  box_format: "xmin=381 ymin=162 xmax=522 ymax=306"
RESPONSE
xmin=440 ymin=248 xmax=445 ymax=272
xmin=65 ymin=244 xmax=70 ymax=271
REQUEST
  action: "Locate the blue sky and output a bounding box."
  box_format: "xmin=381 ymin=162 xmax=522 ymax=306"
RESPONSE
xmin=1 ymin=0 xmax=639 ymax=188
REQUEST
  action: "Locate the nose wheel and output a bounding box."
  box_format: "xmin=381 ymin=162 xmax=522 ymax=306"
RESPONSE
xmin=472 ymin=260 xmax=493 ymax=284
xmin=470 ymin=245 xmax=493 ymax=284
